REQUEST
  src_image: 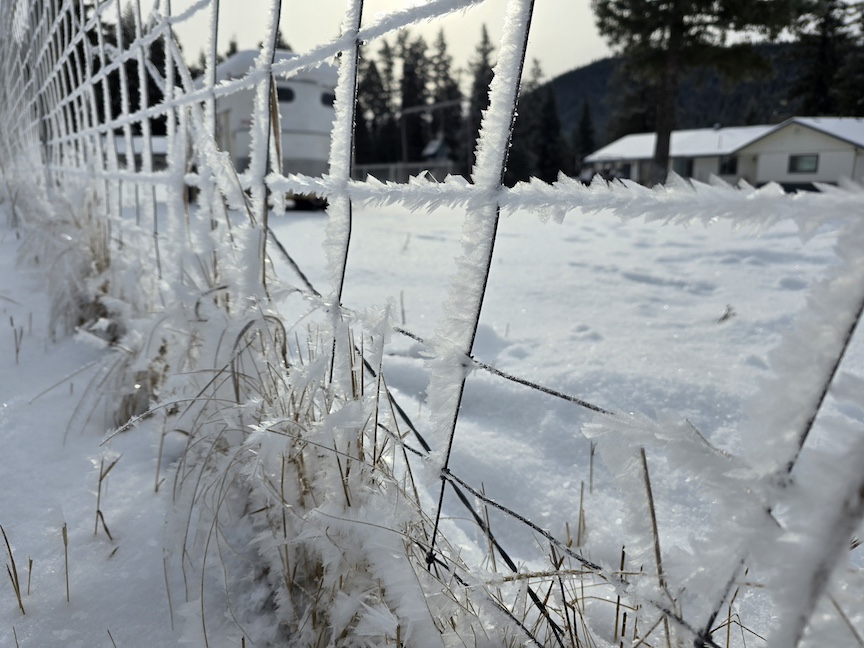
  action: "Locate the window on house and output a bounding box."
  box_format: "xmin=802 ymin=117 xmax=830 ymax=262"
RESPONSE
xmin=321 ymin=92 xmax=336 ymax=107
xmin=276 ymin=86 xmax=295 ymax=103
xmin=788 ymin=154 xmax=818 ymax=174
xmin=672 ymin=157 xmax=693 ymax=177
xmin=719 ymin=156 xmax=737 ymax=175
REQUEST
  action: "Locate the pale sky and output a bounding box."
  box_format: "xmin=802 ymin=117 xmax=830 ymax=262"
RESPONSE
xmin=162 ymin=0 xmax=611 ymax=82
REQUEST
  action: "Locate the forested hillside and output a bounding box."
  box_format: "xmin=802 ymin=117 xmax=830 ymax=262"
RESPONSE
xmin=550 ymin=42 xmax=807 ymax=148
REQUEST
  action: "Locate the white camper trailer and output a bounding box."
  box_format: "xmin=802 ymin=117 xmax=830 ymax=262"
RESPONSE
xmin=212 ymin=50 xmax=337 ymax=181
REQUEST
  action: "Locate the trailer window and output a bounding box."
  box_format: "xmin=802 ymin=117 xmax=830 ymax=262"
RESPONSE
xmin=321 ymin=92 xmax=336 ymax=107
xmin=276 ymin=86 xmax=295 ymax=103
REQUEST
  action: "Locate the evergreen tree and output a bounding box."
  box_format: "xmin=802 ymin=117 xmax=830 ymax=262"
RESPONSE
xmin=605 ymin=61 xmax=658 ymax=141
xmin=225 ymin=36 xmax=239 ymax=58
xmin=258 ymin=29 xmax=291 ymax=51
xmin=398 ymin=33 xmax=431 ymax=163
xmin=791 ymin=0 xmax=854 ymax=115
xmin=592 ymin=0 xmax=801 ymax=184
xmin=572 ymin=99 xmax=596 ymax=168
xmin=190 ymin=49 xmax=208 ymax=78
xmin=429 ymin=29 xmax=464 ymax=165
xmin=376 ymin=39 xmax=401 ymax=162
xmin=505 ymin=59 xmax=571 ymax=185
xmin=275 ymin=29 xmax=292 ymax=51
xmin=467 ymin=24 xmax=495 ymax=173
xmin=93 ymin=2 xmax=170 ymax=136
xmin=505 ymin=59 xmax=543 ymax=185
xmin=835 ymin=2 xmax=864 ymax=115
xmin=354 ymin=45 xmax=374 ymax=165
xmin=535 ymin=84 xmax=568 ymax=183
xmin=356 ymin=54 xmax=397 ymax=163
xmin=378 ymin=40 xmax=398 ymax=114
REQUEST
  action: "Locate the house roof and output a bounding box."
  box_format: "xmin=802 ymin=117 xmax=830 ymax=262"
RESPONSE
xmin=585 ymin=117 xmax=864 ymax=164
xmin=753 ymin=116 xmax=864 ymax=150
xmin=585 ymin=124 xmax=773 ymax=163
xmin=204 ymin=50 xmax=337 ymax=86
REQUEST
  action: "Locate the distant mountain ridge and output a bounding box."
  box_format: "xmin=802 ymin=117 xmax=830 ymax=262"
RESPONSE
xmin=549 ymin=42 xmax=805 ymax=147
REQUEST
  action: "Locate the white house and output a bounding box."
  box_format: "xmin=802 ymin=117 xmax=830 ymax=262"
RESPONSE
xmin=584 ymin=117 xmax=864 ymax=188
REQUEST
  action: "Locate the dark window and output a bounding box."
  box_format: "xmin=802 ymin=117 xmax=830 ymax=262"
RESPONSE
xmin=672 ymin=157 xmax=694 ymax=177
xmin=321 ymin=92 xmax=336 ymax=107
xmin=788 ymin=154 xmax=818 ymax=174
xmin=276 ymin=86 xmax=295 ymax=103
xmin=719 ymin=156 xmax=737 ymax=175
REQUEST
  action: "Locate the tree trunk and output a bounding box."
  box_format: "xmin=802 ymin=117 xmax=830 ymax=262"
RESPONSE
xmin=651 ymin=16 xmax=683 ymax=185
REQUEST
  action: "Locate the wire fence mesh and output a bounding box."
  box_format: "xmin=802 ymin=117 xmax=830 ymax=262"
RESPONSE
xmin=3 ymin=1 xmax=864 ymax=646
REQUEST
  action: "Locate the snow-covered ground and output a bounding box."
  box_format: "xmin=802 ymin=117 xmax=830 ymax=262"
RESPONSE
xmin=267 ymin=203 xmax=850 ymax=561
xmin=1 ymin=197 xmax=862 ymax=645
xmin=0 ymin=226 xmax=178 ymax=647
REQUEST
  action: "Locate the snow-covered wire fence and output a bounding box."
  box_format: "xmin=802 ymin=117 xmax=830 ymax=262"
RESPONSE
xmin=3 ymin=0 xmax=864 ymax=646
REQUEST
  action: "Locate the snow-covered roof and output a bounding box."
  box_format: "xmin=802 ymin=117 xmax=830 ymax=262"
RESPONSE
xmin=585 ymin=117 xmax=864 ymax=164
xmin=213 ymin=49 xmax=337 ymax=86
xmin=767 ymin=116 xmax=864 ymax=149
xmin=585 ymin=124 xmax=773 ymax=163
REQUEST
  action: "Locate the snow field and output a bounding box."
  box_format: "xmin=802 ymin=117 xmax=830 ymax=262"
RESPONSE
xmin=3 ymin=180 xmax=864 ymax=646
xmin=0 ymin=223 xmax=178 ymax=647
xmin=3 ymin=0 xmax=864 ymax=644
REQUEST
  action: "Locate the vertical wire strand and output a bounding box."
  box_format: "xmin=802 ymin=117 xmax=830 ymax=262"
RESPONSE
xmin=328 ymin=0 xmax=364 ymax=305
xmin=247 ymin=0 xmax=283 ymax=297
xmin=426 ymin=0 xmax=536 ymax=569
xmin=92 ymin=0 xmax=120 ymax=211
xmin=324 ymin=0 xmax=364 ymax=386
xmin=133 ymin=0 xmax=156 ymax=230
xmin=114 ymin=0 xmax=137 ymax=219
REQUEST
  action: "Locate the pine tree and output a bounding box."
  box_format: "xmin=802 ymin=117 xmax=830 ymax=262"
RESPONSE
xmin=605 ymin=61 xmax=658 ymax=142
xmin=258 ymin=29 xmax=291 ymax=51
xmin=354 ymin=48 xmax=377 ymax=166
xmin=791 ymin=0 xmax=854 ymax=115
xmin=834 ymin=2 xmax=864 ymax=115
xmin=467 ymin=24 xmax=495 ymax=173
xmin=592 ymin=0 xmax=801 ymax=184
xmin=505 ymin=59 xmax=543 ymax=185
xmin=375 ymin=39 xmax=402 ymax=162
xmin=225 ymin=36 xmax=239 ymax=59
xmin=356 ymin=54 xmax=398 ymax=164
xmin=429 ymin=29 xmax=464 ymax=165
xmin=535 ymin=84 xmax=567 ymax=183
xmin=378 ymin=40 xmax=397 ymax=114
xmin=572 ymin=99 xmax=596 ymax=167
xmin=398 ymin=33 xmax=430 ymax=163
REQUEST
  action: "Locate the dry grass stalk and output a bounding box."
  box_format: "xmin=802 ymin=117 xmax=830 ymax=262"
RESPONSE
xmin=95 ymin=455 xmax=121 ymax=540
xmin=1 ymin=525 xmax=25 ymax=615
xmin=11 ymin=322 xmax=22 ymax=364
xmin=829 ymin=594 xmax=864 ymax=646
xmin=576 ymin=481 xmax=586 ymax=547
xmin=640 ymin=447 xmax=673 ymax=648
xmin=614 ymin=545 xmax=625 ymax=643
xmin=62 ymin=523 xmax=70 ymax=602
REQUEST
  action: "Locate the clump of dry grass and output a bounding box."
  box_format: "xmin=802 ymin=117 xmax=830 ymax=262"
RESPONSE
xmin=127 ymin=305 xmax=524 ymax=646
xmin=14 ymin=187 xmax=126 ymax=344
